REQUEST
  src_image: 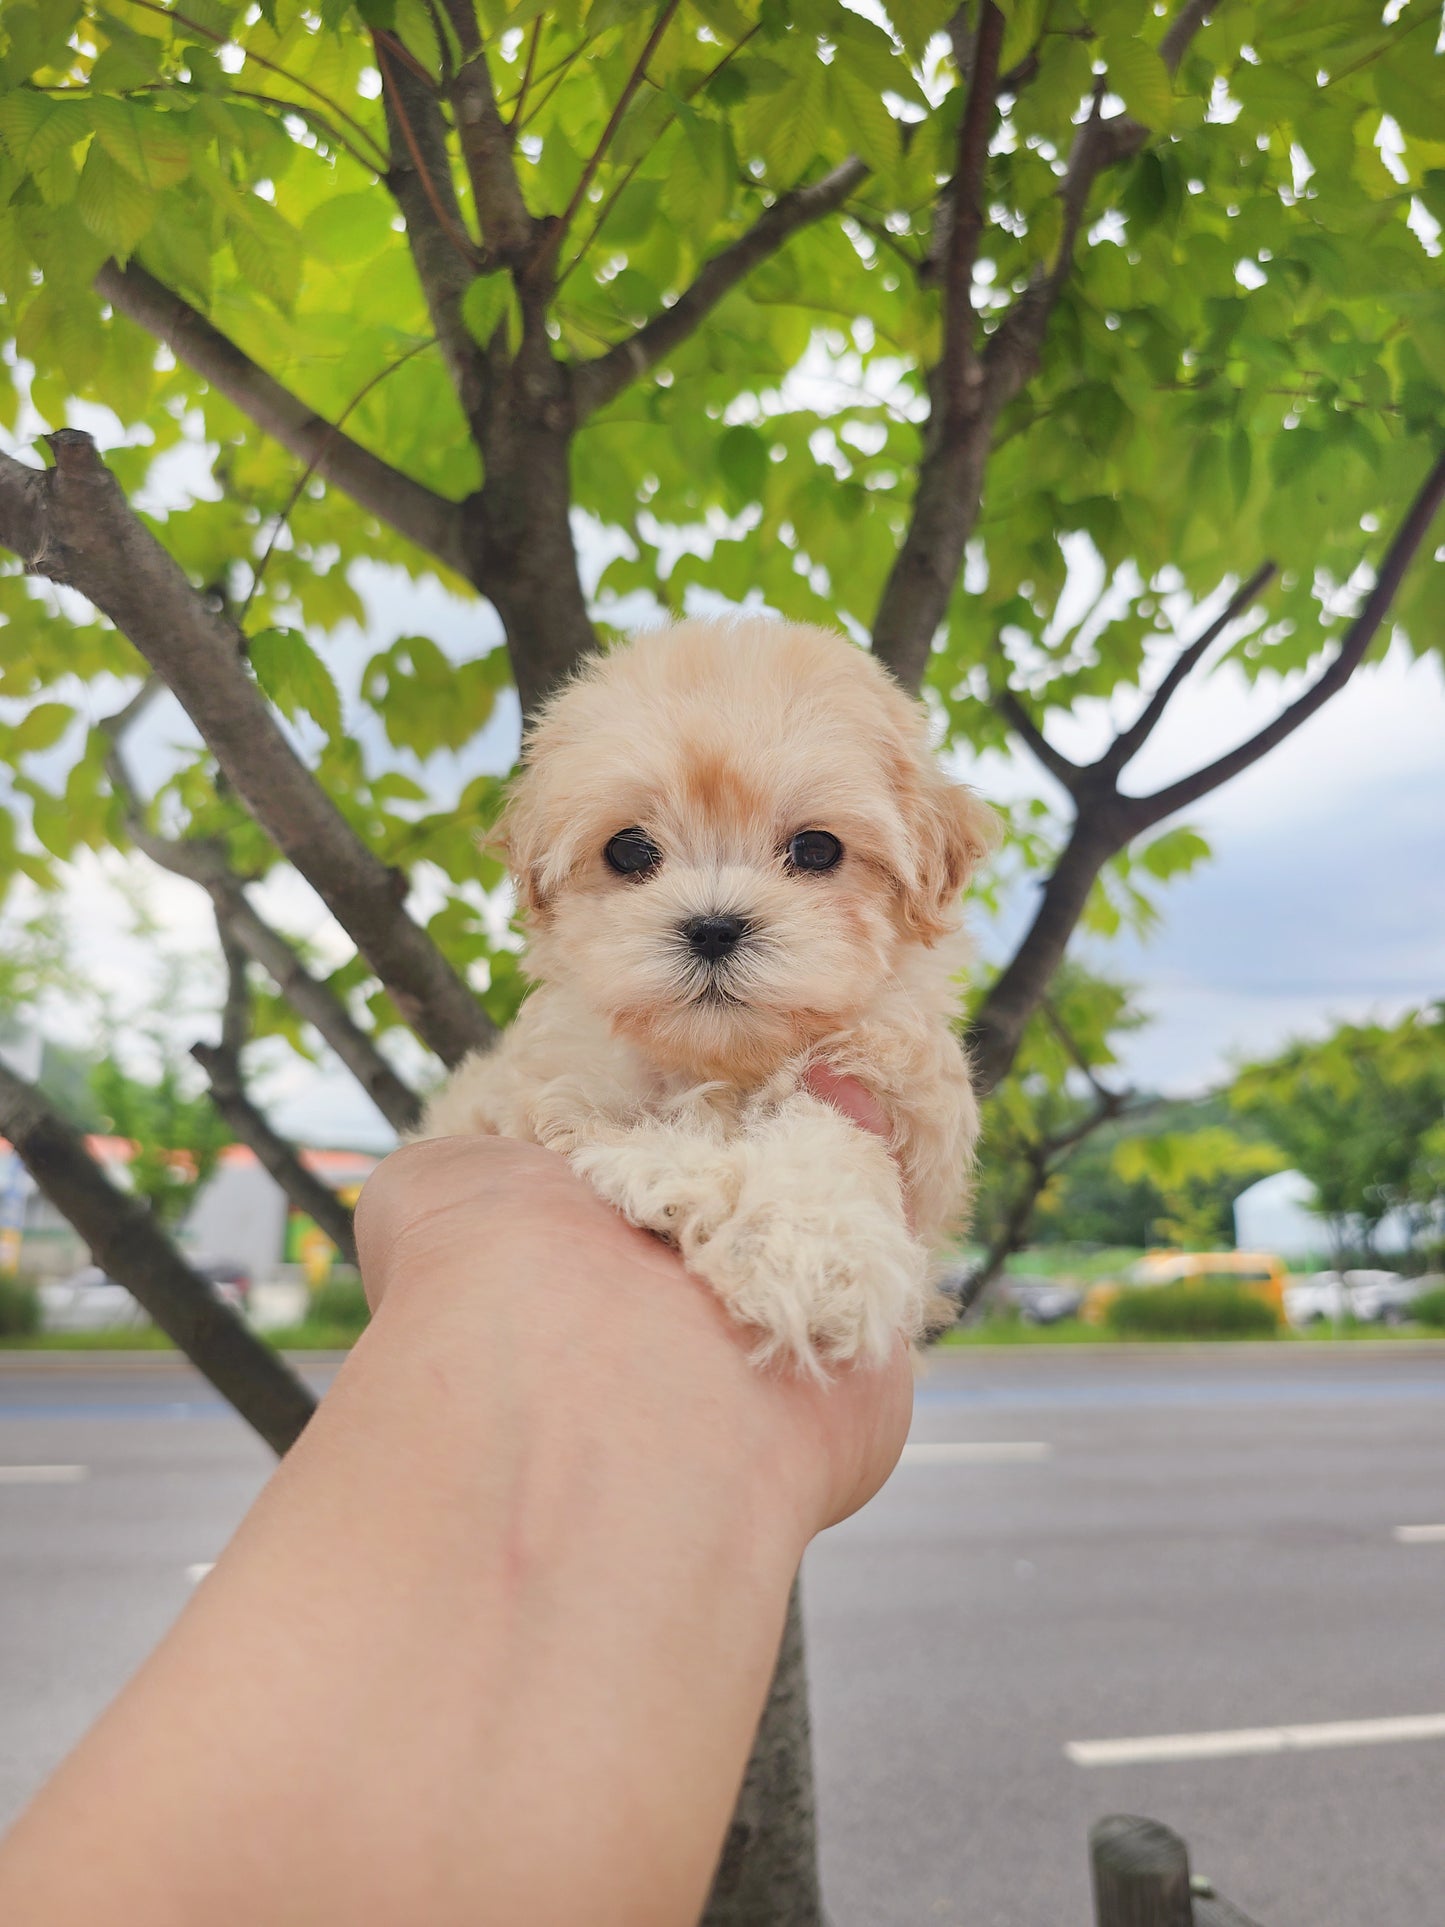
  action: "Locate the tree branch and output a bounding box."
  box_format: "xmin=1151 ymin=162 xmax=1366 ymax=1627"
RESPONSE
xmin=573 ymin=158 xmax=869 ymax=417
xmin=95 ymin=260 xmax=470 ymax=576
xmin=1097 ymin=562 xmax=1277 ymax=777
xmin=1131 ymin=449 xmax=1445 ymax=828
xmin=983 ymin=0 xmax=1212 ymax=410
xmin=0 ymin=1057 xmax=315 ymax=1456
xmin=104 ymin=714 xmax=421 ymax=1133
xmin=375 ymin=43 xmax=491 ymax=431
xmin=969 ymin=447 xmax=1445 ymax=1094
xmin=873 ymin=0 xmax=1218 ymax=695
xmin=435 ymin=0 xmax=537 ymax=262
xmin=992 ymin=686 xmax=1085 ymax=794
xmin=939 ymin=0 xmax=1005 ymax=426
xmin=869 ymin=6 xmax=1006 ymax=693
xmin=193 ymin=930 xmax=359 ymax=1268
xmin=550 ymin=0 xmax=683 ymax=259
xmin=0 ymin=433 xmax=494 ymax=1070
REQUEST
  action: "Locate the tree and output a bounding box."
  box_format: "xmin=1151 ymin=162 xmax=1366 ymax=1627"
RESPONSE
xmin=2 ymin=2 xmax=1444 ymax=1913
xmin=1233 ymin=1006 xmax=1445 ymax=1265
xmin=958 ymin=962 xmax=1148 ymax=1306
xmin=1111 ymin=1120 xmax=1283 ymax=1247
xmin=85 ymin=1056 xmax=231 ymax=1222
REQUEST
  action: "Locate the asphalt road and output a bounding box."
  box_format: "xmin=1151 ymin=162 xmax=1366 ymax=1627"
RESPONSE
xmin=2 ymin=1345 xmax=1443 ymax=1925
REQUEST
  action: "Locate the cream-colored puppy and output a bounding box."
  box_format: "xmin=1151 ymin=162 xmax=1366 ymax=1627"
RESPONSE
xmin=419 ymin=618 xmax=996 ymax=1372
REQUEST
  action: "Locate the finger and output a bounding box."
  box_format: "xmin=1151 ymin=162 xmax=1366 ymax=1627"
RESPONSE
xmin=800 ymin=1066 xmax=892 ymax=1141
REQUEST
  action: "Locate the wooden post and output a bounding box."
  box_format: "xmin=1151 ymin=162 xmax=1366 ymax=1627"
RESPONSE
xmin=1091 ymin=1815 xmax=1194 ymax=1927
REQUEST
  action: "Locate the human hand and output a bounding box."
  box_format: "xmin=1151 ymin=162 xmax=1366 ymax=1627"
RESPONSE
xmin=356 ymin=1132 xmax=913 ymax=1542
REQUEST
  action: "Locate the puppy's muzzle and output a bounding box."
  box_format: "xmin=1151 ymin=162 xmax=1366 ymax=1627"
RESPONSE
xmin=679 ymin=914 xmax=751 ymax=963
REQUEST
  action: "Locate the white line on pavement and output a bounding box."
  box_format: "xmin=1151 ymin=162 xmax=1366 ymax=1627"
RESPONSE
xmin=1067 ymin=1711 xmax=1445 ymax=1768
xmin=0 ymin=1464 xmax=88 ymax=1484
xmin=900 ymin=1441 xmax=1052 ymax=1465
xmin=1395 ymin=1524 xmax=1445 ymax=1543
xmin=186 ymin=1563 xmax=215 ymax=1584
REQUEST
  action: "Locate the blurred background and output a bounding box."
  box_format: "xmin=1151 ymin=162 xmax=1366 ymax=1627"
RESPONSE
xmin=1 ymin=0 xmax=1443 ymax=1921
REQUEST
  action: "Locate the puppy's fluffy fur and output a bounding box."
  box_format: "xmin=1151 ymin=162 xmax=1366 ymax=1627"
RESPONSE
xmin=419 ymin=618 xmax=996 ymax=1370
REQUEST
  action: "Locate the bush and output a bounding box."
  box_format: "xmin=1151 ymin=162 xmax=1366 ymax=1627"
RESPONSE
xmin=1106 ymin=1282 xmax=1279 ymax=1339
xmin=1412 ymin=1287 xmax=1445 ymax=1330
xmin=307 ymin=1276 xmax=370 ymax=1332
xmin=0 ymin=1278 xmax=39 ymax=1337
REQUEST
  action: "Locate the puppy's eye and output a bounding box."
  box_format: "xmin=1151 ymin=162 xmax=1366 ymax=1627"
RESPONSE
xmin=787 ymin=830 xmax=843 ymax=873
xmin=604 ymin=828 xmax=662 ymax=878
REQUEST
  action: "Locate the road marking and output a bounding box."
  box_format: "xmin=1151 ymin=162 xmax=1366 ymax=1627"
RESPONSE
xmin=186 ymin=1563 xmax=215 ymax=1584
xmin=0 ymin=1464 xmax=88 ymax=1484
xmin=1395 ymin=1524 xmax=1445 ymax=1543
xmin=900 ymin=1441 xmax=1052 ymax=1465
xmin=1067 ymin=1711 xmax=1445 ymax=1768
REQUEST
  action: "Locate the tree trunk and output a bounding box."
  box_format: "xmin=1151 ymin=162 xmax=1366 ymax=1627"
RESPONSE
xmin=0 ymin=1062 xmax=314 ymax=1457
xmin=703 ymin=1580 xmax=825 ymax=1926
xmin=474 ymin=340 xmax=599 ymax=717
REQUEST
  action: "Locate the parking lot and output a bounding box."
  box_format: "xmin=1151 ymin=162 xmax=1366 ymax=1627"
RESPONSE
xmin=3 ymin=1344 xmax=1443 ymax=1924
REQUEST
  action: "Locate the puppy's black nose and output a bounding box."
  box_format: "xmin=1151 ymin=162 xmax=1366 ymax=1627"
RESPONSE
xmin=681 ymin=915 xmax=748 ymax=962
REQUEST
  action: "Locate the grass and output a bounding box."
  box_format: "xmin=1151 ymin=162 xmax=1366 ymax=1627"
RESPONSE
xmin=996 ymin=1246 xmax=1146 ymax=1283
xmin=0 ymin=1320 xmax=367 ymax=1353
xmin=940 ymin=1314 xmax=1440 ymax=1347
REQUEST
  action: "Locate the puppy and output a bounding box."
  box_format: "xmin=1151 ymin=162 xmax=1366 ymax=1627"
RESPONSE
xmin=418 ymin=618 xmax=997 ymax=1372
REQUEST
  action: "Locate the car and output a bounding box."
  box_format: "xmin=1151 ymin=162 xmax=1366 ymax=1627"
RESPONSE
xmin=994 ymin=1274 xmax=1085 ymax=1325
xmin=1282 ymin=1272 xmax=1350 ymax=1327
xmin=195 ymin=1261 xmax=252 ymax=1312
xmin=38 ymin=1266 xmax=150 ymax=1333
xmin=1084 ymin=1251 xmax=1287 ymax=1324
xmin=38 ymin=1260 xmax=254 ymax=1332
xmin=935 ymin=1267 xmax=1084 ymax=1326
xmin=1283 ymin=1270 xmax=1429 ymax=1327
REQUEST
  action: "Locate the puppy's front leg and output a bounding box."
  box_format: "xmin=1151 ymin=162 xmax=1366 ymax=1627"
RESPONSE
xmin=578 ymin=1096 xmax=927 ymax=1373
xmin=568 ymin=1115 xmax=745 ymax=1259
xmin=688 ymin=1093 xmax=928 ymax=1373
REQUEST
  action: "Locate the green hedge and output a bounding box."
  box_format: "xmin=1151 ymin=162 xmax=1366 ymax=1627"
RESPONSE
xmin=307 ymin=1277 xmax=370 ymax=1332
xmin=0 ymin=1278 xmax=39 ymax=1337
xmin=1106 ymin=1282 xmax=1280 ymax=1339
xmin=1412 ymin=1287 xmax=1445 ymax=1330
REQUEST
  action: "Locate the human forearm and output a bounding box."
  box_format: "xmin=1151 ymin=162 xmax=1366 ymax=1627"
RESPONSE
xmin=0 ymin=1155 xmax=812 ymax=1926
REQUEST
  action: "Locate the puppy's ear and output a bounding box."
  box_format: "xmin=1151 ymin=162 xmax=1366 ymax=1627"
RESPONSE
xmin=895 ymin=764 xmax=999 ymax=943
xmin=489 ymin=767 xmax=552 ymax=918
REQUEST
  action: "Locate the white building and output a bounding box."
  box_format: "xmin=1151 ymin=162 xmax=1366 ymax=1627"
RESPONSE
xmin=1233 ymin=1169 xmax=1423 ymax=1263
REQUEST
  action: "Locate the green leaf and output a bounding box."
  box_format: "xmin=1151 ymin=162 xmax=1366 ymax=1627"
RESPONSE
xmin=461 ymin=274 xmax=511 ymax=347
xmin=90 ymin=98 xmax=193 ymax=190
xmin=666 ymin=113 xmax=731 ymax=235
xmin=248 ymin=628 xmax=344 ymax=739
xmin=0 ymin=93 xmax=90 ymax=172
xmin=717 ymin=423 xmax=769 ymax=505
xmin=393 ymin=0 xmax=442 ymax=77
xmin=77 ymin=144 xmax=156 ymax=258
xmin=886 ymin=0 xmax=954 ymax=64
xmin=1138 ymin=826 xmax=1211 ymax=881
xmin=829 ymin=62 xmax=898 ymax=176
xmin=756 ymin=64 xmax=826 ymax=185
xmin=300 ymin=190 xmax=395 ymax=266
xmin=226 ymin=193 xmax=301 ymax=311
xmin=10 ymin=702 xmax=73 ymax=753
xmin=1100 ymin=35 xmax=1172 ymax=129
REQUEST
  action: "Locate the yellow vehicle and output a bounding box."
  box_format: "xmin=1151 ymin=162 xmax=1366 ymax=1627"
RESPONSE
xmin=1083 ymin=1251 xmax=1287 ymax=1324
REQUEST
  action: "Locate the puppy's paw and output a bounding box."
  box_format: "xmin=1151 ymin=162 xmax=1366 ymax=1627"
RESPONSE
xmin=690 ymin=1192 xmax=925 ymax=1376
xmin=568 ymin=1127 xmax=743 ymax=1250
